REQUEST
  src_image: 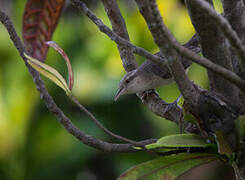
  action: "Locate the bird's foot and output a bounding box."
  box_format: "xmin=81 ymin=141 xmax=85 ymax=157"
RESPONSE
xmin=140 ymin=89 xmax=159 ymax=102
xmin=163 ymin=95 xmax=183 ymax=132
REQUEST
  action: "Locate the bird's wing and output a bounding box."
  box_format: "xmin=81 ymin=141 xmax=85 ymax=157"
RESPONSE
xmin=137 ymin=33 xmax=201 ymax=79
xmin=137 ymin=60 xmax=172 ymax=79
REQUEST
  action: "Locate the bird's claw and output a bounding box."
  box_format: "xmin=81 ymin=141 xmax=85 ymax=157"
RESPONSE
xmin=162 ymin=95 xmax=183 ymax=117
xmin=140 ymin=89 xmax=159 ymax=102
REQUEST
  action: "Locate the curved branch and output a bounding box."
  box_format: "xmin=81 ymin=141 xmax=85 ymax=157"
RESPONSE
xmin=70 ymin=95 xmax=145 ymax=147
xmin=0 ymin=11 xmax=156 ymax=152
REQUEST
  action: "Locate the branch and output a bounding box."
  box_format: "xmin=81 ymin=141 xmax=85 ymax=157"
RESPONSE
xmin=139 ymin=92 xmax=183 ymax=124
xmin=174 ymin=40 xmax=245 ymax=92
xmin=222 ymin=0 xmax=244 ymax=14
xmin=221 ymin=0 xmax=245 ymax=77
xmin=0 ymin=11 xmax=157 ymax=152
xmin=185 ymin=0 xmax=240 ymax=104
xmin=221 ymin=0 xmax=245 ymax=113
xmin=193 ymin=0 xmax=245 ymax=72
xmin=101 ymin=0 xmax=137 ymax=72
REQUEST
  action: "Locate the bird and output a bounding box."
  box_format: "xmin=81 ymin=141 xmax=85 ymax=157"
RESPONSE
xmin=114 ymin=34 xmax=200 ymax=101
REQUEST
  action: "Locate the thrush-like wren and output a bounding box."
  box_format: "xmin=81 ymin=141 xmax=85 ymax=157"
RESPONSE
xmin=114 ymin=34 xmax=200 ymax=101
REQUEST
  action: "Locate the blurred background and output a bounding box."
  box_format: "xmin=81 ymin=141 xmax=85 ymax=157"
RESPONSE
xmin=0 ymin=0 xmax=223 ymax=179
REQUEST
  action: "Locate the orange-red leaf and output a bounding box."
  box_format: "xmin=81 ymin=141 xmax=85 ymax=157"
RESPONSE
xmin=22 ymin=0 xmax=65 ymax=62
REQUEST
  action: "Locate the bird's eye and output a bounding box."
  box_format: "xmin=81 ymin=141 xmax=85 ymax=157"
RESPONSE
xmin=125 ymin=79 xmax=130 ymax=84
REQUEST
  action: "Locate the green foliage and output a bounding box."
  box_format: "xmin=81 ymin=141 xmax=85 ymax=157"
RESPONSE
xmin=130 ymin=133 xmax=240 ymax=179
xmin=117 ymin=153 xmax=218 ymax=180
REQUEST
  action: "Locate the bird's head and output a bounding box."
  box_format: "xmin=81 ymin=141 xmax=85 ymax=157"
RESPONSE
xmin=114 ymin=70 xmax=144 ymax=101
xmin=114 ymin=66 xmax=174 ymax=101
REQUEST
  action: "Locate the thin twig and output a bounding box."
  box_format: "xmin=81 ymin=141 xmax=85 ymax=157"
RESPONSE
xmin=174 ymin=42 xmax=245 ymax=92
xmin=69 ymin=95 xmax=145 ymax=147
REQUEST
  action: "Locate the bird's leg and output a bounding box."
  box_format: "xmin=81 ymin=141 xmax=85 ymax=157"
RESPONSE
xmin=173 ymin=94 xmax=182 ymax=105
xmin=162 ymin=95 xmax=183 ymax=132
xmin=140 ymin=89 xmax=159 ymax=102
xmin=166 ymin=95 xmax=182 ymax=110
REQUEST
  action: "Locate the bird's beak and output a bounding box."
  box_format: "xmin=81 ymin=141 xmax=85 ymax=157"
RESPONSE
xmin=114 ymin=86 xmax=126 ymax=101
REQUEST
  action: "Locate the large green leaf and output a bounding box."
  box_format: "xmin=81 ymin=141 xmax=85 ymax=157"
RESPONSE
xmin=117 ymin=153 xmax=218 ymax=180
xmin=146 ymin=134 xmax=213 ymax=150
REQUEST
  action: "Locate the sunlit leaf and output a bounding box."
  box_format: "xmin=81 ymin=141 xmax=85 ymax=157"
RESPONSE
xmin=24 ymin=53 xmax=71 ymax=94
xmin=117 ymin=153 xmax=218 ymax=180
xmin=146 ymin=134 xmax=213 ymax=150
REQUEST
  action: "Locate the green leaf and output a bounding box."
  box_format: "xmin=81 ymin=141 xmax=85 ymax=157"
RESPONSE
xmin=117 ymin=153 xmax=218 ymax=180
xmin=24 ymin=53 xmax=71 ymax=94
xmin=133 ymin=146 xmax=179 ymax=154
xmin=214 ymin=131 xmax=233 ymax=158
xmin=146 ymin=134 xmax=213 ymax=150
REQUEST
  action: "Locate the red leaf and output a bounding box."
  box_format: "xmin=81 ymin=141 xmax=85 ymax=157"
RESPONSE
xmin=22 ymin=0 xmax=65 ymax=62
